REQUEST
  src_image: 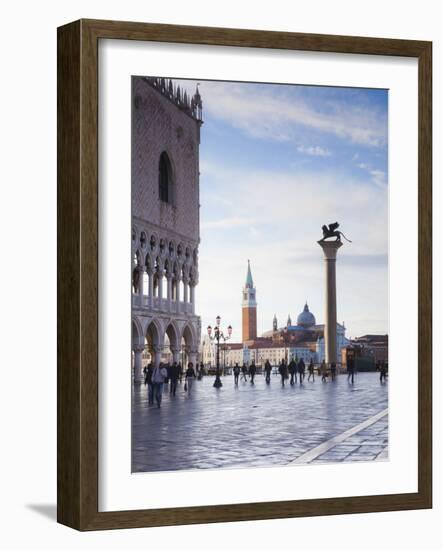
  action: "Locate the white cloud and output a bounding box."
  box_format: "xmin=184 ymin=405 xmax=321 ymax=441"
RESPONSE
xmin=181 ymin=80 xmax=387 ymax=148
xmin=297 ymin=145 xmax=332 ymax=157
xmin=357 ymin=162 xmax=387 ymax=188
xmin=198 ymin=161 xmax=388 ymax=338
xmin=369 ymin=169 xmax=387 ymax=188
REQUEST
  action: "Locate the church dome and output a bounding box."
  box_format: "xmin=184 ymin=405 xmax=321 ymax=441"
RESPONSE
xmin=297 ymin=303 xmax=316 ymax=328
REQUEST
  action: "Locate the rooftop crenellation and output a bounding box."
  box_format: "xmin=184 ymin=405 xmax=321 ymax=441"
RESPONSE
xmin=143 ymin=76 xmax=203 ymax=122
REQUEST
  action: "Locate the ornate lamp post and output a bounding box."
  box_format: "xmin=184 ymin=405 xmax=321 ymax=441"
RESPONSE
xmin=207 ymin=315 xmax=232 ymax=388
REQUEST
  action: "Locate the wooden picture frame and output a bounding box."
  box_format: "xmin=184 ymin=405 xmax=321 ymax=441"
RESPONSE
xmin=57 ymin=19 xmax=432 ymax=530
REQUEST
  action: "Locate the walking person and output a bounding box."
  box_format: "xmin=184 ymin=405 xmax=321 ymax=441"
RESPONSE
xmin=347 ymin=355 xmax=355 ymax=384
xmin=379 ymin=360 xmax=388 ymax=383
xmin=152 ymin=362 xmax=168 ymax=408
xmin=197 ymin=361 xmax=204 ymax=380
xmin=298 ymin=358 xmax=305 ymax=383
xmin=233 ymin=363 xmax=240 ymax=385
xmin=264 ymin=359 xmax=272 ymax=384
xmin=289 ymin=357 xmax=297 ymax=385
xmin=185 ymin=362 xmax=196 ymax=395
xmin=249 ymin=360 xmax=257 ymax=384
xmin=169 ymin=361 xmax=180 ymax=396
xmin=279 ymin=359 xmax=287 ymax=386
xmin=308 ymin=359 xmax=315 ymax=382
xmin=330 ymin=361 xmax=337 ymax=381
xmin=320 ymin=359 xmax=327 ymax=382
xmin=145 ymin=362 xmax=154 ymax=404
xmin=241 ymin=363 xmax=248 ymax=382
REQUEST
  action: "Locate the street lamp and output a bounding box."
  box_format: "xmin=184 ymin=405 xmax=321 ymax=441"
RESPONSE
xmin=207 ymin=315 xmax=232 ymax=388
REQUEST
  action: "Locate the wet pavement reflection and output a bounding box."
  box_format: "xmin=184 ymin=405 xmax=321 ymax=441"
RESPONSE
xmin=132 ymin=371 xmax=388 ymax=472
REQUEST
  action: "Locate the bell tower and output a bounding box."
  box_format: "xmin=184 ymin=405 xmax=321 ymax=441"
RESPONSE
xmin=242 ymin=260 xmax=257 ymax=343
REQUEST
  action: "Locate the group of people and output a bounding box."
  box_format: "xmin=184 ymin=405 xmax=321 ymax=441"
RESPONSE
xmin=142 ymin=356 xmax=389 ymax=407
xmin=142 ymin=361 xmax=202 ymax=408
xmin=233 ymin=362 xmax=257 ymax=385
xmin=232 ymin=357 xmax=313 ymax=386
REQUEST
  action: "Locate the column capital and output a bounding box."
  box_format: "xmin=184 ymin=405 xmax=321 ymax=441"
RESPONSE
xmin=317 ymin=239 xmax=343 ymax=260
xmin=133 ymin=345 xmax=144 ymax=353
xmin=136 ymin=264 xmax=146 ymax=272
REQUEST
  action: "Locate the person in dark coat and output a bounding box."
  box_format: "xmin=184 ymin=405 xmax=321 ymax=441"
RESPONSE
xmin=241 ymin=363 xmax=248 ymax=382
xmin=249 ymin=361 xmax=257 ymax=384
xmin=288 ymin=358 xmax=297 ymax=385
xmin=233 ymin=363 xmax=240 ymax=385
xmin=308 ymin=359 xmax=315 ymax=381
xmin=198 ymin=361 xmax=205 ymax=379
xmin=264 ymin=359 xmax=272 ymax=384
xmin=320 ymin=359 xmax=328 ymax=382
xmin=278 ymin=359 xmax=288 ymax=386
xmin=298 ymin=358 xmax=305 ymax=383
xmin=347 ymin=356 xmax=355 ymax=384
xmin=379 ymin=360 xmax=388 ymax=383
xmin=169 ymin=361 xmax=180 ymax=396
xmin=145 ymin=362 xmax=154 ymax=404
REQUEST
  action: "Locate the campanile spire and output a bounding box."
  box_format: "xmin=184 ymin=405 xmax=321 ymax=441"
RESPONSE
xmin=242 ymin=260 xmax=257 ymax=343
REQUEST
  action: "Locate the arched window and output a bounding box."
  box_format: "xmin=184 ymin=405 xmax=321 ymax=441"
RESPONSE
xmin=159 ymin=152 xmax=173 ymax=204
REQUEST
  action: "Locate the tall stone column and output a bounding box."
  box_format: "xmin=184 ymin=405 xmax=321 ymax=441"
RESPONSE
xmin=176 ymin=276 xmax=181 ymax=313
xmin=158 ymin=272 xmax=163 ymax=302
xmin=166 ymin=273 xmax=173 ymax=312
xmin=189 ymin=283 xmax=195 ymax=314
xmin=183 ymin=276 xmax=189 ymax=305
xmin=137 ymin=266 xmax=145 ymax=307
xmin=133 ymin=346 xmax=144 ymax=384
xmin=147 ymin=268 xmax=154 ymax=309
xmin=318 ymin=240 xmax=342 ymax=366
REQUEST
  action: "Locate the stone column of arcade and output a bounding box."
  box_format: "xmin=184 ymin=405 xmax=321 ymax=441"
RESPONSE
xmin=137 ymin=265 xmax=145 ymax=307
xmin=171 ymin=346 xmax=181 ymax=365
xmin=133 ymin=346 xmax=144 ymax=384
xmin=152 ymin=345 xmax=162 ymax=368
xmin=317 ymin=240 xmax=343 ymax=367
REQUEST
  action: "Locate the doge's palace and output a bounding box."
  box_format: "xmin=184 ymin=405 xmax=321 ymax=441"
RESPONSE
xmin=131 ymin=76 xmax=203 ymax=382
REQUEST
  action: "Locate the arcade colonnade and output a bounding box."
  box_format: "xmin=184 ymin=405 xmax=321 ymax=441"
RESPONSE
xmin=132 ymin=232 xmax=198 ymax=317
xmin=131 ymin=228 xmax=200 ymax=383
xmin=132 ymin=317 xmax=199 ymax=383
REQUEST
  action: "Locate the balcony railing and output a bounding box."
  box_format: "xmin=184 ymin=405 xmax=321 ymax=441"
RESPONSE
xmin=132 ymin=293 xmax=194 ymax=315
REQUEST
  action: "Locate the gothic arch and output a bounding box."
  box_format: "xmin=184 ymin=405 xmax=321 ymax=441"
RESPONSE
xmin=145 ymin=318 xmax=162 ymax=348
xmin=164 ymin=320 xmax=180 ymax=350
xmin=181 ymin=322 xmax=197 ymax=350
xmin=132 ymin=317 xmax=144 ymax=348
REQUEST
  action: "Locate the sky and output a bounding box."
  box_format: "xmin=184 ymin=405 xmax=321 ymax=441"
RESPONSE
xmin=176 ymin=78 xmax=389 ymax=341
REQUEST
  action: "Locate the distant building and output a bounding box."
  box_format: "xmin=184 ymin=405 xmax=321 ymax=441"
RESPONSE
xmin=200 ymin=261 xmax=349 ymax=367
xmin=131 ymin=77 xmax=203 ymax=380
xmin=350 ymin=334 xmax=389 ymax=364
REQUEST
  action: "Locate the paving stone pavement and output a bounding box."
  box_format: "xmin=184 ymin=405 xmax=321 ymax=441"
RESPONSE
xmin=310 ymin=414 xmax=389 ymax=464
xmin=132 ymin=372 xmax=388 ymax=473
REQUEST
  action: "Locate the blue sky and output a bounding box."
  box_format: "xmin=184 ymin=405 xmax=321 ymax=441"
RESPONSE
xmin=177 ymin=79 xmax=389 ymax=341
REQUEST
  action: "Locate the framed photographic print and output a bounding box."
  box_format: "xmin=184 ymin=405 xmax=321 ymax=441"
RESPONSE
xmin=57 ymin=19 xmax=432 ymax=530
